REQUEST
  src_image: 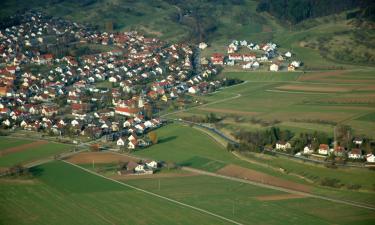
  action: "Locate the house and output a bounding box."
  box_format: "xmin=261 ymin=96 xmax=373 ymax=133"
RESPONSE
xmin=242 ymin=54 xmax=256 ymax=62
xmin=117 ymin=138 xmax=125 ymax=146
xmin=188 ymin=86 xmax=199 ymax=94
xmin=366 ymin=154 xmax=375 ymax=163
xmin=210 ymin=53 xmax=224 ymax=65
xmin=270 ymin=63 xmax=279 ymax=72
xmin=288 ymin=64 xmax=295 ymax=71
xmin=135 ymin=164 xmax=146 ymax=173
xmin=348 ymin=148 xmax=362 ymax=159
xmin=228 ymin=53 xmax=242 ymax=61
xmin=275 ymin=141 xmax=291 ymax=150
xmin=285 ymin=51 xmax=292 ymax=58
xmin=146 ymin=160 xmax=158 ymax=169
xmin=318 ymin=144 xmax=329 ymax=155
xmin=353 ymin=137 xmax=363 ymax=146
xmin=199 ymin=42 xmax=207 ymax=49
xmin=333 ymin=146 xmax=345 ymax=157
xmin=128 ymin=139 xmax=138 ymax=149
xmin=303 ymin=145 xmax=314 ymax=155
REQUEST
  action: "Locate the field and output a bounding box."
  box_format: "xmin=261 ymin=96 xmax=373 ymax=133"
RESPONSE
xmin=0 ymin=137 xmax=72 ymax=168
xmin=0 ymin=161 xmax=229 ymax=225
xmin=171 ymin=69 xmax=375 ymax=138
xmin=1 ymin=161 xmax=374 ymax=225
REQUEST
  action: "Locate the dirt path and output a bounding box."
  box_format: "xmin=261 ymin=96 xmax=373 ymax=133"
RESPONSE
xmin=0 ymin=140 xmax=48 ymax=157
xmin=256 ymin=194 xmax=306 ymax=201
xmin=66 ymin=152 xmax=138 ymax=164
xmin=217 ymin=164 xmax=311 ymax=193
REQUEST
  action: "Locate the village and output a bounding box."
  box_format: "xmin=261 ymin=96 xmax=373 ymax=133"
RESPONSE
xmin=0 ymin=11 xmax=226 ymax=152
xmin=201 ymin=40 xmax=302 ymax=71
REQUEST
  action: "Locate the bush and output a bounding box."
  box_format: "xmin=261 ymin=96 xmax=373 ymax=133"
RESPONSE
xmin=320 ymin=178 xmax=343 ymax=188
xmin=346 ymin=184 xmax=361 ymax=190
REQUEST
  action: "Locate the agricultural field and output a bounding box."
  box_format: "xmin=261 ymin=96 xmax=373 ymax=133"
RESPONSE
xmin=126 ymin=175 xmax=375 ymax=225
xmin=0 ymin=161 xmax=230 ymax=225
xmin=0 ymin=137 xmax=72 ymax=168
xmin=172 ymin=68 xmax=375 ymax=138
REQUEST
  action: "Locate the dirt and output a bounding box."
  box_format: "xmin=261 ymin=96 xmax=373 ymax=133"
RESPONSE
xmin=0 ymin=140 xmax=48 ymax=157
xmin=217 ymin=164 xmax=311 ymax=193
xmin=66 ymin=152 xmax=138 ymax=164
xmin=0 ymin=178 xmax=37 ymax=185
xmin=256 ymin=194 xmax=306 ymax=201
xmin=199 ymin=107 xmax=259 ymax=116
xmin=297 ymin=71 xmax=346 ymax=81
xmin=276 ymin=84 xmax=351 ymax=93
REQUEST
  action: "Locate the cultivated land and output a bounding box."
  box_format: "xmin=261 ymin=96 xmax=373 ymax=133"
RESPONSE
xmin=0 ymin=137 xmax=71 ymax=168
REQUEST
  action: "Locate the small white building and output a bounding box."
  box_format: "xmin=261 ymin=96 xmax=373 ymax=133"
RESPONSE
xmin=146 ymin=160 xmax=158 ymax=169
xmin=275 ymin=141 xmax=291 ymax=151
xmin=303 ymin=145 xmax=314 ymax=155
xmin=318 ymin=144 xmax=329 ymax=155
xmin=366 ymin=154 xmax=375 ymax=163
xmin=188 ymin=86 xmax=199 ymax=94
xmin=285 ymin=51 xmax=292 ymax=58
xmin=270 ymin=64 xmax=279 ymax=72
xmin=199 ymin=42 xmax=208 ymax=50
xmin=117 ymin=138 xmax=125 ymax=146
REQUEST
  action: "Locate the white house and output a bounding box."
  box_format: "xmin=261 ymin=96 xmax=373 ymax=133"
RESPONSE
xmin=188 ymin=86 xmax=199 ymax=94
xmin=303 ymin=145 xmax=314 ymax=155
xmin=353 ymin=138 xmax=363 ymax=146
xmin=318 ymin=144 xmax=329 ymax=155
xmin=134 ymin=164 xmax=145 ymax=173
xmin=146 ymin=160 xmax=158 ymax=169
xmin=128 ymin=139 xmax=138 ymax=149
xmin=348 ymin=149 xmax=362 ymax=159
xmin=199 ymin=42 xmax=208 ymax=50
xmin=117 ymin=138 xmax=125 ymax=146
xmin=366 ymin=154 xmax=375 ymax=163
xmin=270 ymin=64 xmax=279 ymax=72
xmin=275 ymin=141 xmax=291 ymax=151
xmin=285 ymin=51 xmax=292 ymax=58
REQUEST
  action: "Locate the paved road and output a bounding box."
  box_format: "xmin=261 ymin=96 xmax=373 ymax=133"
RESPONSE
xmin=182 ymin=167 xmax=375 ymax=211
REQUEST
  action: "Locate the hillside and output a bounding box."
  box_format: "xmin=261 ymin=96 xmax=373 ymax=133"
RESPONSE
xmin=1 ymin=0 xmax=374 ymax=66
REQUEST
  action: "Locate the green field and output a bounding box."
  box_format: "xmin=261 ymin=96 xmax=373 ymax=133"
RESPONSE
xmin=127 ymin=175 xmax=375 ymax=225
xmin=1 ymin=161 xmax=374 ymax=225
xmin=0 ymin=161 xmax=230 ymax=225
xmin=0 ymin=138 xmax=71 ymax=167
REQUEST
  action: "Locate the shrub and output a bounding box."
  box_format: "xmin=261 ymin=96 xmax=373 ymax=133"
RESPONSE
xmin=320 ymin=178 xmax=343 ymax=188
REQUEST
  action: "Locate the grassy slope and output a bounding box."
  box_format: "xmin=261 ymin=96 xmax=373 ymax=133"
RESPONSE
xmin=0 ymin=161 xmax=229 ymax=225
xmin=0 ymin=137 xmax=33 ymax=151
xmin=0 ymin=138 xmax=71 ymax=167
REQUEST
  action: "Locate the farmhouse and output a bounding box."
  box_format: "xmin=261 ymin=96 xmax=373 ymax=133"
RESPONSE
xmin=318 ymin=144 xmax=329 ymax=155
xmin=303 ymin=145 xmax=314 ymax=154
xmin=348 ymin=148 xmax=362 ymax=159
xmin=117 ymin=138 xmax=125 ymax=146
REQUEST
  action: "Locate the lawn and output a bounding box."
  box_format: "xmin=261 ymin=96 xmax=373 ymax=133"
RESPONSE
xmin=0 ymin=139 xmax=72 ymax=167
xmin=0 ymin=161 xmax=231 ymax=225
xmin=126 ymin=175 xmax=375 ymax=225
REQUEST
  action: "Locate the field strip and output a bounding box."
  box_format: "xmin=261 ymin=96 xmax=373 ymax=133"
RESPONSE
xmin=62 ymin=160 xmax=244 ymax=225
xmin=266 ymin=89 xmax=331 ymax=94
xmin=182 ymin=167 xmax=375 ymax=211
xmin=0 ymin=140 xmax=48 ymax=156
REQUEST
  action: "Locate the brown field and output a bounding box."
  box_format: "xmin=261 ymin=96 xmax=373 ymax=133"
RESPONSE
xmin=297 ymin=70 xmax=346 ymax=81
xmin=198 ymin=107 xmax=259 ymax=116
xmin=217 ymin=164 xmax=311 ymax=193
xmin=0 ymin=140 xmax=48 ymax=157
xmin=276 ymin=84 xmax=351 ymax=93
xmin=255 ymin=194 xmax=307 ymax=201
xmin=66 ymin=152 xmax=138 ymax=164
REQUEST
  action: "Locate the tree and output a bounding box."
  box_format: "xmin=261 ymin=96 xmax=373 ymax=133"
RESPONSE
xmin=148 ymin=131 xmax=158 ymax=144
